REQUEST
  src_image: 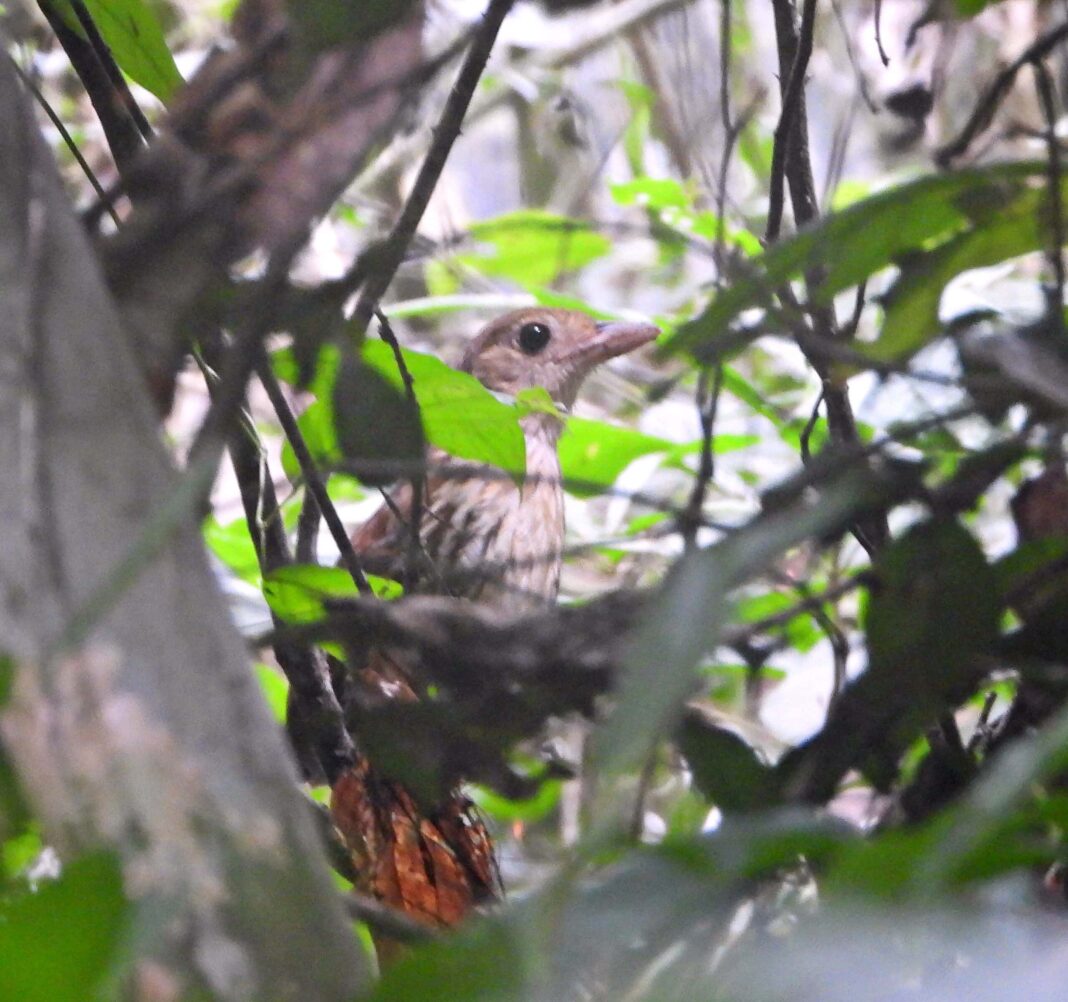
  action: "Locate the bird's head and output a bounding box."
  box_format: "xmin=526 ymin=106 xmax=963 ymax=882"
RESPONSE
xmin=460 ymin=308 xmax=659 ymax=410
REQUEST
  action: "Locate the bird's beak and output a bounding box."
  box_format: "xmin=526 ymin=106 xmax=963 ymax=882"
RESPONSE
xmin=567 ymin=320 xmax=660 ymax=368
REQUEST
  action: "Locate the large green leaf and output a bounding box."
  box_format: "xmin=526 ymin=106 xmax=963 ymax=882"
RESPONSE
xmin=334 ymin=352 xmax=425 ymax=487
xmin=275 ymin=343 xmax=527 ymax=479
xmin=611 ymin=177 xmax=762 ymax=254
xmin=203 ymin=513 xmax=262 ymax=585
xmin=677 ymin=711 xmax=781 ymax=812
xmin=558 ymin=417 xmax=754 ymax=497
xmin=362 ymin=341 xmax=526 ymax=477
xmin=457 ymin=210 xmax=611 ymax=287
xmin=54 ymin=0 xmax=184 ymax=101
xmin=264 ymin=564 xmax=401 ymax=623
xmin=873 ymin=185 xmax=1054 ymax=360
xmin=0 ymin=853 xmax=128 ymax=1002
xmin=668 ymin=163 xmax=1048 ymax=362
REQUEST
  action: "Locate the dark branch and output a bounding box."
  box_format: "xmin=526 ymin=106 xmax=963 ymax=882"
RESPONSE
xmin=70 ymin=0 xmax=154 ymax=140
xmin=38 ymin=0 xmax=146 ymax=174
xmin=766 ymin=0 xmax=818 ymax=242
xmin=199 ymin=341 xmax=356 ymax=785
xmin=936 ymin=20 xmax=1068 ymax=167
xmin=254 ymin=354 xmax=374 ymax=596
xmin=348 ymin=0 xmax=517 ymax=336
xmin=1033 ymin=58 xmax=1066 ymax=314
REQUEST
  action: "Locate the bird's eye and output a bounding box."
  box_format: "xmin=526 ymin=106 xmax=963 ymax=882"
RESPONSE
xmin=518 ymin=322 xmax=551 ymax=355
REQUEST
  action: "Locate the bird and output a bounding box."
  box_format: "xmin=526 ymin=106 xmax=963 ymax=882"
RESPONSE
xmin=330 ymin=307 xmax=659 ymax=943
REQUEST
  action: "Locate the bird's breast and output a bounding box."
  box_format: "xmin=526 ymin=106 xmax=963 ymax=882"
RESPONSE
xmin=421 ymin=419 xmax=565 ymax=609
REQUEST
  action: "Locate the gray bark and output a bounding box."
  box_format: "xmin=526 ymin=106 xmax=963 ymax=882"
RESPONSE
xmin=0 ymin=49 xmax=370 ymax=1002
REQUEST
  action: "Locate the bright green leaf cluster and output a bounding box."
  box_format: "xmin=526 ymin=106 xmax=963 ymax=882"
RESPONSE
xmin=51 ymin=0 xmax=183 ymax=100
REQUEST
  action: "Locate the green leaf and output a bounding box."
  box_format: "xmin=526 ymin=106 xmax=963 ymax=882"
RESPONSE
xmin=558 ymin=417 xmax=679 ymax=496
xmin=865 ymin=519 xmax=998 ymax=690
xmin=255 ymin=663 xmax=289 ymax=724
xmin=666 ymin=163 xmax=1047 ymax=361
xmin=778 ymin=519 xmax=1000 ymax=802
xmin=721 ymin=366 xmax=786 ymax=428
xmin=203 ymin=514 xmax=262 ymax=584
xmin=0 ymin=741 xmax=31 ymax=847
xmin=458 ymin=210 xmax=611 ymax=287
xmin=278 ymin=343 xmax=528 ymax=480
xmin=611 ymin=178 xmax=691 ymax=210
xmin=873 ymin=184 xmax=1052 ymax=360
xmin=677 ymin=712 xmax=781 ymax=812
xmin=79 ymin=0 xmax=183 ymax=101
xmin=361 ymin=341 xmax=527 ymax=478
xmin=469 ymin=771 xmax=563 ymax=824
xmin=0 ymin=852 xmax=128 ymax=1002
xmin=529 ymin=288 xmax=612 ymax=318
xmin=735 ymin=590 xmax=823 ymax=652
xmin=264 ymin=564 xmax=401 ymax=623
xmin=558 ymin=417 xmax=754 ymax=496
xmin=2 ymin=830 xmax=42 ymax=885
xmin=952 ymin=0 xmax=992 ymax=14
xmin=369 ymin=913 xmax=529 ymax=1001
xmin=333 ymin=352 xmax=425 ymax=487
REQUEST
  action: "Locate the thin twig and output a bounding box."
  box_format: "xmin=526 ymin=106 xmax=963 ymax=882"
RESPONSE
xmin=296 ymin=490 xmax=321 ymax=564
xmin=255 ymin=354 xmax=374 ymax=596
xmin=681 ymin=366 xmax=723 ymax=549
xmin=799 ymin=387 xmax=824 ymax=464
xmin=813 ymin=600 xmax=850 ymax=704
xmin=967 ymin=691 xmax=999 ymax=754
xmin=830 ymin=0 xmax=878 ymax=112
xmin=722 ymin=572 xmax=871 ymax=650
xmin=10 ymin=57 xmax=120 ymax=227
xmin=873 ymin=0 xmax=889 ymax=66
xmin=374 ymin=310 xmax=425 ymax=592
xmin=767 ymin=0 xmax=889 ymax=558
xmin=937 ymin=21 xmax=1068 ymax=167
xmin=345 ymin=892 xmax=440 ymax=944
xmin=348 ymin=0 xmax=517 ymax=337
xmin=766 ymin=0 xmax=818 ymax=243
xmin=37 ymin=0 xmax=146 ymax=174
xmin=712 ymin=0 xmax=759 ymax=277
xmin=198 ymin=346 xmax=356 ymax=783
xmin=1033 ymin=58 xmax=1066 ymax=313
xmin=70 ymin=0 xmax=154 ymax=140
xmin=629 ymin=752 xmax=659 ymax=841
xmin=843 ymin=280 xmax=867 ymax=340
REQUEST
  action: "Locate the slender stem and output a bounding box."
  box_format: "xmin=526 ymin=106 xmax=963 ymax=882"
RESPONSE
xmin=10 ymin=58 xmax=120 ymax=227
xmin=255 ymin=354 xmax=373 ymax=595
xmin=348 ymin=0 xmax=517 ymax=336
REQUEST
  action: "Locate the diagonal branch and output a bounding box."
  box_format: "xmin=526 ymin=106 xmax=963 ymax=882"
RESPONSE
xmin=348 ymin=0 xmax=518 ymax=337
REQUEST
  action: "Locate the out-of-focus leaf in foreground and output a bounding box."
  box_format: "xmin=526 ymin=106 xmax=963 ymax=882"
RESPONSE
xmin=0 ymin=852 xmax=128 ymax=1002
